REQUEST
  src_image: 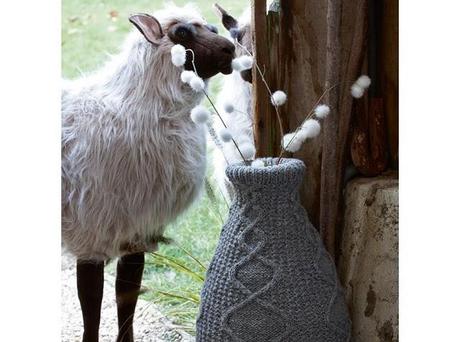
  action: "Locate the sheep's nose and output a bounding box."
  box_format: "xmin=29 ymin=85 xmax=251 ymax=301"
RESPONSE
xmin=222 ymin=43 xmax=235 ymax=57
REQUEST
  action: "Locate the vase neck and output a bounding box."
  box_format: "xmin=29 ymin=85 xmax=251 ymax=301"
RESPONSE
xmin=232 ymin=184 xmax=302 ymax=207
xmin=226 ymin=158 xmax=306 ymax=194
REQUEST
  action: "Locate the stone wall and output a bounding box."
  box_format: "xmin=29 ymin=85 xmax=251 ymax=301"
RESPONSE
xmin=338 ymin=174 xmax=398 ymax=342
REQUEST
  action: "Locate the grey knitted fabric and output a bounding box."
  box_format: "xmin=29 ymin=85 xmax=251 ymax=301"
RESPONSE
xmin=196 ymin=158 xmax=351 ymax=342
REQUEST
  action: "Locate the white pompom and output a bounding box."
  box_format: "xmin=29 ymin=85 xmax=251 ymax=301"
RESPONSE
xmin=271 ymin=90 xmax=287 ymax=106
xmin=238 ymin=55 xmax=254 ymax=70
xmin=356 ymin=75 xmax=371 ymax=89
xmin=223 ymin=101 xmax=234 ymax=113
xmin=172 ymin=54 xmax=186 ymax=67
xmin=231 ymin=59 xmax=243 ymax=72
xmin=239 ymin=143 xmax=256 ymax=160
xmin=171 ymin=44 xmax=186 ymax=67
xmin=282 ymin=133 xmax=303 ymax=153
xmin=251 ymin=159 xmax=265 ymax=168
xmin=314 ymin=104 xmax=331 ymax=119
xmin=219 ymin=128 xmax=233 ymax=142
xmin=350 ymin=84 xmax=365 ymax=98
xmin=299 ymin=119 xmax=321 ymax=139
xmin=180 ymin=70 xmax=195 ymax=83
xmin=189 ymin=75 xmax=205 ymax=92
xmin=171 ymin=44 xmax=186 ymax=56
xmin=190 ymin=105 xmax=210 ymax=124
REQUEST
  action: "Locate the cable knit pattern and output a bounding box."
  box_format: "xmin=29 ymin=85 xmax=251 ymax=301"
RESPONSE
xmin=196 ymin=158 xmax=351 ymax=341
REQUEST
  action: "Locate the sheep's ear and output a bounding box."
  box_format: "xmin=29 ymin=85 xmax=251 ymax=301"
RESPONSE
xmin=213 ymin=3 xmax=238 ymax=31
xmin=129 ymin=13 xmax=164 ymax=45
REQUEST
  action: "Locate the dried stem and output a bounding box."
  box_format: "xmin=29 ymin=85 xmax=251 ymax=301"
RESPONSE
xmin=233 ymin=41 xmax=338 ymax=166
xmin=234 ymin=41 xmax=285 ymax=142
xmin=206 ymin=121 xmax=230 ymax=165
xmin=276 ymin=84 xmax=338 ymax=164
xmin=186 ymin=49 xmax=249 ymax=165
xmin=202 ymin=89 xmax=249 ymax=164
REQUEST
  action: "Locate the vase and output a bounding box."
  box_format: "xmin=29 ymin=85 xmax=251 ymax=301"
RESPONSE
xmin=196 ymin=158 xmax=351 ymax=341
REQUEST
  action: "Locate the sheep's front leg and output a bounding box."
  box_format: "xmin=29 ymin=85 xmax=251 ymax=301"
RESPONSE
xmin=116 ymin=252 xmax=144 ymax=342
xmin=76 ymin=259 xmax=104 ymax=342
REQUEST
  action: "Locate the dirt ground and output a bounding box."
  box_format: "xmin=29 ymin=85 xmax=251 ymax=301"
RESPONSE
xmin=61 ymin=251 xmax=194 ymax=342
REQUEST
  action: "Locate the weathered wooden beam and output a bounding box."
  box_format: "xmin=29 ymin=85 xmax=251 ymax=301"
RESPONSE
xmin=267 ymin=2 xmax=285 ymax=156
xmin=349 ymin=0 xmax=388 ymax=177
xmin=320 ymin=0 xmax=367 ymax=259
xmin=250 ymin=0 xmax=368 ymax=255
xmin=252 ymin=0 xmax=279 ymax=157
xmin=350 ymin=97 xmax=388 ymax=176
xmin=320 ymin=0 xmax=343 ymax=258
xmin=252 ymin=0 xmax=269 ymax=157
xmin=278 ymin=0 xmax=327 ymax=227
xmin=382 ymin=0 xmax=399 ymax=169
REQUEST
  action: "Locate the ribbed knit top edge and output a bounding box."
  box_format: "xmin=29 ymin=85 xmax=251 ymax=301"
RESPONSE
xmin=225 ymin=158 xmax=306 ymax=187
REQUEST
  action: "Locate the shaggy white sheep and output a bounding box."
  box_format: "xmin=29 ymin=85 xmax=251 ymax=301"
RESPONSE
xmin=62 ymin=5 xmax=233 ymax=261
xmin=61 ymin=4 xmax=234 ymax=341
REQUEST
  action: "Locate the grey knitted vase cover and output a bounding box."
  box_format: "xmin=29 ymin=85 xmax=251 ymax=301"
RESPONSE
xmin=196 ymin=158 xmax=351 ymax=341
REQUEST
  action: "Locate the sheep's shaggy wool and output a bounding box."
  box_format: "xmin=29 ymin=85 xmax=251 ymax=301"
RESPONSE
xmin=62 ymin=4 xmax=208 ymax=261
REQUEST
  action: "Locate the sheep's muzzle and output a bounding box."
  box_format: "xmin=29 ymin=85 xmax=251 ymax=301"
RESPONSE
xmin=168 ymin=22 xmax=235 ymax=79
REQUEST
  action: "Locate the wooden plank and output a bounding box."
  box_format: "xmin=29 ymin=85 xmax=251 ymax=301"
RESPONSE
xmin=249 ymin=1 xmax=369 ymax=256
xmin=320 ymin=0 xmax=343 ymax=258
xmin=267 ymin=3 xmax=284 ymax=156
xmin=350 ymin=97 xmax=388 ymax=176
xmin=252 ymin=0 xmax=277 ymax=157
xmin=319 ymin=0 xmax=367 ymax=259
xmin=350 ymin=0 xmax=388 ymax=177
xmin=334 ymin=0 xmax=368 ymax=257
xmin=382 ymin=0 xmax=399 ymax=169
xmin=278 ymin=0 xmax=328 ymax=227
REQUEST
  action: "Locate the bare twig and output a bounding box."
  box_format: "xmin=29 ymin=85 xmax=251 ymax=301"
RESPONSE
xmin=235 ymin=40 xmax=285 ymax=144
xmin=202 ymin=89 xmax=249 ymax=164
xmin=276 ymin=84 xmax=339 ymax=164
xmin=186 ymin=49 xmax=249 ymax=164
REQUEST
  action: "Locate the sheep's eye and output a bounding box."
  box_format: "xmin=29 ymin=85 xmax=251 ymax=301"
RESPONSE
xmin=175 ymin=26 xmax=190 ymax=39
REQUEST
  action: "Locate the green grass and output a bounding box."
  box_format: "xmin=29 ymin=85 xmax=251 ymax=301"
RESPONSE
xmin=62 ymin=0 xmax=248 ymax=335
xmin=141 ymin=173 xmax=229 ymax=333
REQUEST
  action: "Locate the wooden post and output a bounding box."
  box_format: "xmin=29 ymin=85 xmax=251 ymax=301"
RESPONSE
xmin=252 ymin=0 xmax=272 ymax=157
xmin=322 ymin=0 xmax=367 ymax=258
xmin=267 ymin=2 xmax=285 ymax=154
xmin=350 ymin=0 xmax=388 ymax=177
xmin=320 ymin=0 xmax=342 ymax=258
xmin=382 ymin=0 xmax=399 ymax=169
xmin=251 ymin=0 xmax=285 ymax=157
xmin=250 ymin=0 xmax=369 ymax=260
